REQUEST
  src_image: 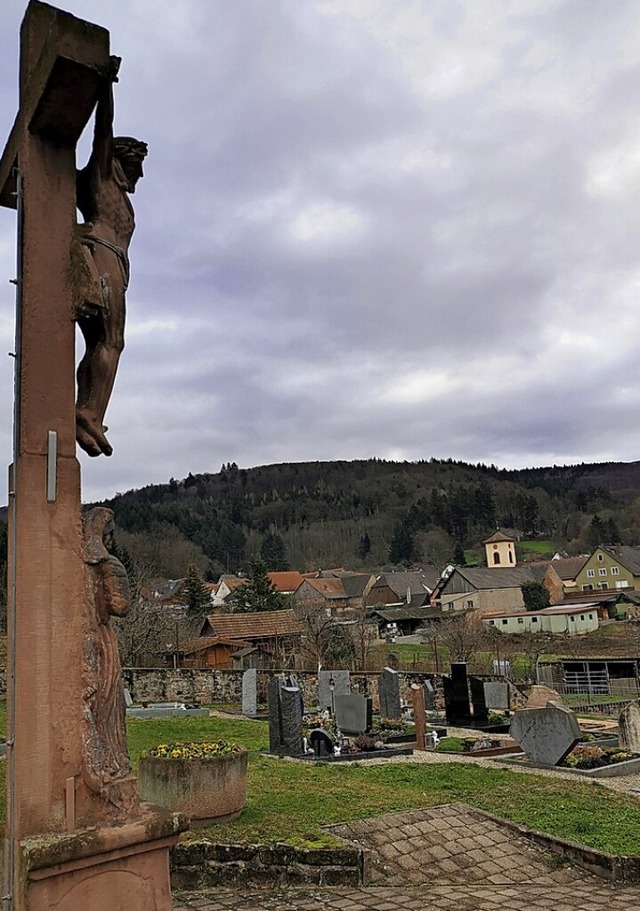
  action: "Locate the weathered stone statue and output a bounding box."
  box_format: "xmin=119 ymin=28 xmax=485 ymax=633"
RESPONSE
xmin=74 ymin=54 xmax=148 ymax=458
xmin=82 ymin=506 xmax=140 ymax=819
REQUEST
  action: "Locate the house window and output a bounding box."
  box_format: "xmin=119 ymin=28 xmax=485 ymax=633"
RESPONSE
xmin=588 ymin=613 xmax=593 ymax=619
xmin=611 ymin=566 xmax=619 ymax=575
xmin=489 ymin=620 xmax=495 ymax=625
xmin=599 ymin=568 xmax=607 ymax=577
xmin=616 ymin=580 xmax=629 ymax=589
xmin=493 ymin=553 xmax=501 ymax=565
xmin=599 ymin=583 xmax=608 ymax=590
xmin=531 ymin=617 xmax=538 ymax=623
xmin=587 ymin=570 xmax=595 ymax=578
xmin=501 ymin=619 xmax=508 ymax=625
xmin=580 ymin=615 xmax=585 ymax=620
xmin=467 ymin=600 xmax=474 ymax=610
xmin=570 ymin=616 xmax=575 ymax=622
xmin=597 ymin=554 xmax=604 ymax=562
xmin=509 ymin=551 xmax=513 ymax=563
xmin=582 ymin=584 xmax=594 ymax=591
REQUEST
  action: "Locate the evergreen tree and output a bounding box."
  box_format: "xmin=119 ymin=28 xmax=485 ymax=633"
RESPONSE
xmin=588 ymin=514 xmax=606 ymax=548
xmin=521 ymin=581 xmax=550 ymax=612
xmin=183 ymin=563 xmax=211 ymax=617
xmin=358 ymin=532 xmax=371 ymax=560
xmin=453 ymin=541 xmax=467 ymax=566
xmin=389 ymin=522 xmax=416 ymax=566
xmin=607 ymin=517 xmax=622 ymax=545
xmin=229 ymin=558 xmax=285 ymax=612
xmin=260 ymin=531 xmax=289 ymax=571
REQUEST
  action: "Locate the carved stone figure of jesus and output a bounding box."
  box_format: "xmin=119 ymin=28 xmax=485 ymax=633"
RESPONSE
xmin=74 ymin=55 xmax=147 ymax=457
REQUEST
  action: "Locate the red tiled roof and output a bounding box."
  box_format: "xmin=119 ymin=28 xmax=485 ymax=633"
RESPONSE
xmin=267 ymin=571 xmax=305 ymax=592
xmin=205 ymin=609 xmax=304 ymax=640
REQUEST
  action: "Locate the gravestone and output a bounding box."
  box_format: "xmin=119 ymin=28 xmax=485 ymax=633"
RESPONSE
xmin=378 ymin=666 xmax=402 ymax=720
xmin=334 ymin=694 xmax=372 ymax=734
xmin=484 ymin=681 xmax=509 ymax=711
xmin=423 ymin=678 xmax=436 ymax=711
xmin=509 ymin=703 xmax=581 ymax=765
xmin=242 ymin=667 xmax=258 ymax=716
xmin=0 ymin=5 xmax=181 ymax=909
xmin=411 ymin=684 xmax=426 ymax=751
xmin=318 ymin=669 xmax=351 ymax=712
xmin=124 ymin=687 xmax=133 ymax=708
xmin=619 ymin=702 xmax=640 ymax=752
xmin=309 ymin=729 xmax=335 ymax=757
xmin=469 ymin=676 xmax=489 ymax=726
xmin=443 ymin=662 xmax=472 ymax=726
xmin=268 ymin=676 xmax=304 ymax=757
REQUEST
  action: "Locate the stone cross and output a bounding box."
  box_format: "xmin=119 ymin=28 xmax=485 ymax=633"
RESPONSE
xmin=0 ymin=5 xmax=180 ymax=909
xmin=0 ymin=0 xmax=112 ymax=842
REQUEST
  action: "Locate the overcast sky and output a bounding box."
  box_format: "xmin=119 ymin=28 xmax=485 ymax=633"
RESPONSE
xmin=2 ymin=0 xmax=640 ymax=503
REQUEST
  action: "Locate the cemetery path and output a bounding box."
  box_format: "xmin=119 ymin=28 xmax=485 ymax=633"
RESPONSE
xmin=173 ymin=804 xmax=640 ymax=910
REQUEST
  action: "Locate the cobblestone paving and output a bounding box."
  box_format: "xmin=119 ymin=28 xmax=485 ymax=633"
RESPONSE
xmin=173 ymin=804 xmax=640 ymax=910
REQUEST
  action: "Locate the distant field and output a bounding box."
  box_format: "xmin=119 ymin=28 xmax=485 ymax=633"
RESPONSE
xmin=517 ymin=539 xmax=554 ymax=558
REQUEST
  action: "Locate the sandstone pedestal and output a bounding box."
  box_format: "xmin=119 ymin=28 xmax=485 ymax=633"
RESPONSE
xmin=18 ymin=810 xmax=183 ymax=911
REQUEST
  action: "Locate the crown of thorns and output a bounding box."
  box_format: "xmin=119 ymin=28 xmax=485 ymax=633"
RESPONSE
xmin=113 ymin=136 xmax=148 ymax=160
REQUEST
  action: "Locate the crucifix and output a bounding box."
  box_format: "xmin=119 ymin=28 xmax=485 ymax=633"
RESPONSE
xmin=0 ymin=4 xmax=180 ymax=909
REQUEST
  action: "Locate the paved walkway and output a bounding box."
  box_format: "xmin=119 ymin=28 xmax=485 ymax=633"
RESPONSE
xmin=173 ymin=804 xmax=640 ymax=910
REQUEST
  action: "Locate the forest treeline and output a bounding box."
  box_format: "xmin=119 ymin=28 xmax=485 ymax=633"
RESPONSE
xmin=90 ymin=457 xmax=640 ymax=581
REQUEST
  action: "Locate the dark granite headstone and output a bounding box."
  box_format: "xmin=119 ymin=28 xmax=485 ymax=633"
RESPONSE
xmin=309 ymin=728 xmax=335 ymax=757
xmin=443 ymin=662 xmax=472 ymax=726
xmin=268 ymin=676 xmax=304 ymax=756
xmin=469 ymin=675 xmax=489 ymax=726
xmin=378 ymin=666 xmax=402 ymax=720
xmin=334 ymin=694 xmax=372 ymax=734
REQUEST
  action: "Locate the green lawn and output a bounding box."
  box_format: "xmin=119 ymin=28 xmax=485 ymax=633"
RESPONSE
xmin=127 ymin=714 xmax=640 ymax=855
xmin=3 ymin=710 xmax=640 ymax=856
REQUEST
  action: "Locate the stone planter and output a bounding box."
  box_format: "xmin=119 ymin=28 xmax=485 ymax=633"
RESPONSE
xmin=139 ymin=747 xmax=248 ymax=824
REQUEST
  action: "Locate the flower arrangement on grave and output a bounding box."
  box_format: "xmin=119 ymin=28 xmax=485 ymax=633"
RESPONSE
xmin=303 ymin=712 xmax=339 ymax=740
xmin=140 ymin=740 xmax=242 ymax=760
xmin=562 ymin=745 xmax=635 ymax=770
xmin=352 ymin=734 xmax=384 ymax=752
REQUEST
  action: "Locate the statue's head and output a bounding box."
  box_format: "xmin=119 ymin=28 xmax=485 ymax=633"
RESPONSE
xmin=113 ymin=136 xmax=148 ymax=193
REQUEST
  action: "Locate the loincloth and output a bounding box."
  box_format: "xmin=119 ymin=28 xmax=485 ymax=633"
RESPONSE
xmin=80 ymin=233 xmax=130 ymax=290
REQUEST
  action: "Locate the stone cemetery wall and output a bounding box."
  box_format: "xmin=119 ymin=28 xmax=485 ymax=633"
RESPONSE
xmin=118 ymin=667 xmax=448 ymax=711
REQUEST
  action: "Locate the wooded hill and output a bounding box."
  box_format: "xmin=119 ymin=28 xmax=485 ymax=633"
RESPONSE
xmin=96 ymin=458 xmax=640 ymax=580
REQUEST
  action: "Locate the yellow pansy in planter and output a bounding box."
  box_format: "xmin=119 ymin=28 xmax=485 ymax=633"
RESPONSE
xmin=139 ymin=741 xmax=248 ymax=824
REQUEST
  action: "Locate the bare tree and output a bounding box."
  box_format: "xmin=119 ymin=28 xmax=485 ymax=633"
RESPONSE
xmin=350 ymin=606 xmax=377 ymax=670
xmin=112 ymin=558 xmax=177 ymax=666
xmin=427 ymin=612 xmax=497 ymax=665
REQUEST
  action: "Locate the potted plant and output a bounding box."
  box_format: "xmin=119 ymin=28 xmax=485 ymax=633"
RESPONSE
xmin=138 ymin=741 xmax=248 ymax=824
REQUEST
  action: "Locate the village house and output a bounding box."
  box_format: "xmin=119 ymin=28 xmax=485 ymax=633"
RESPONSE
xmin=439 ymin=564 xmax=564 ymax=615
xmin=199 ymin=609 xmax=304 ymax=668
xmin=575 ymin=545 xmax=640 ymax=593
xmin=291 ymin=572 xmax=375 ymax=617
xmin=177 ymin=636 xmax=252 ymax=669
xmin=365 ymin=569 xmax=440 ymax=609
xmin=482 ymin=604 xmax=599 ymax=636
